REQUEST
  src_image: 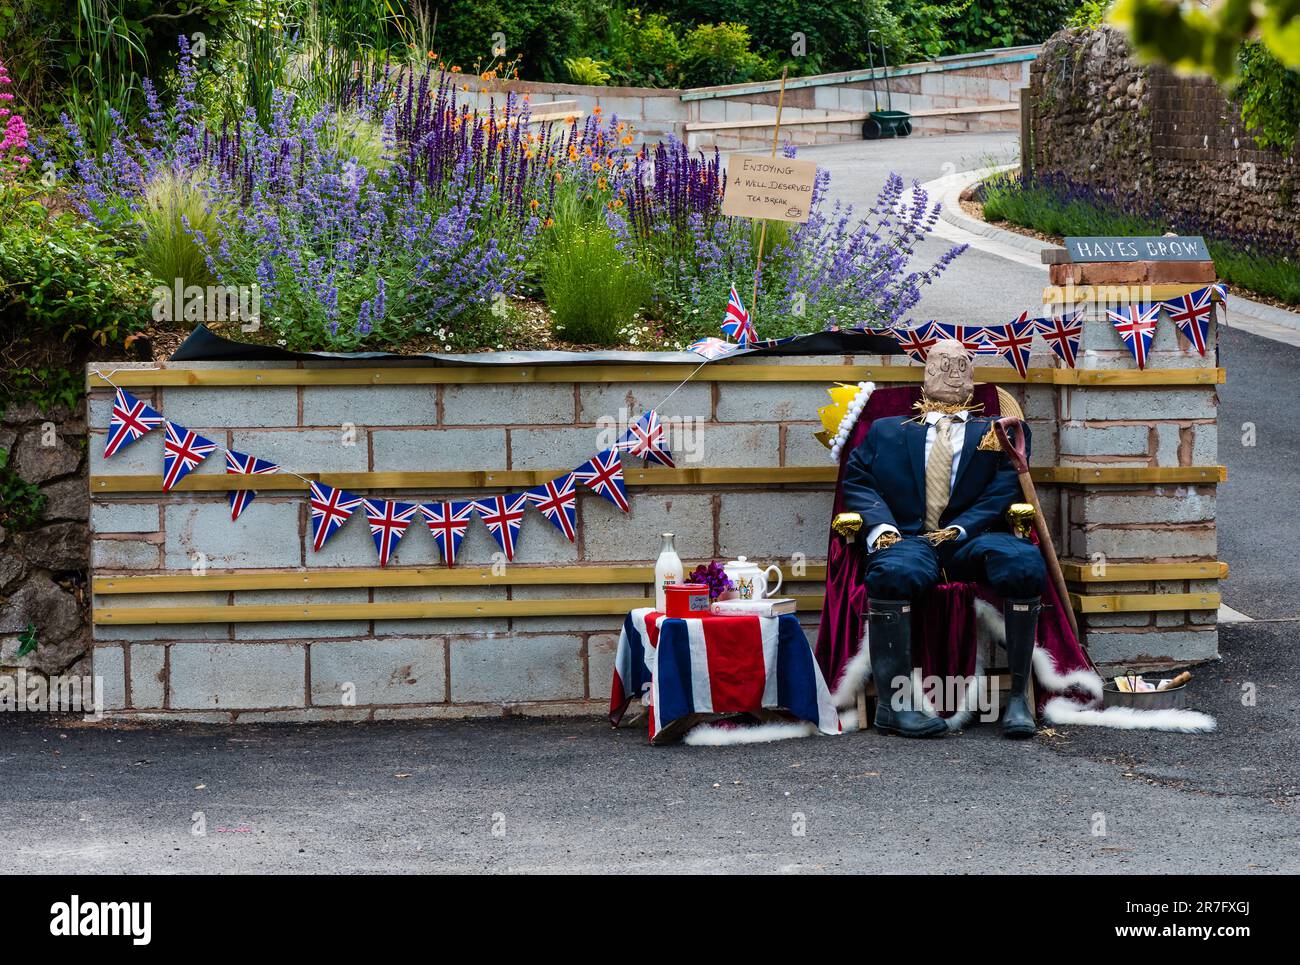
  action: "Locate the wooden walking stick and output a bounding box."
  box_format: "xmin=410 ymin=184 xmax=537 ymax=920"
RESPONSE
xmin=994 ymin=417 xmax=1080 ymax=641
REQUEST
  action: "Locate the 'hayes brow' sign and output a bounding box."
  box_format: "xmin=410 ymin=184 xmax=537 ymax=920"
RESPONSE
xmin=721 ymin=154 xmax=817 ymax=223
xmin=1066 ymin=236 xmax=1210 ymax=262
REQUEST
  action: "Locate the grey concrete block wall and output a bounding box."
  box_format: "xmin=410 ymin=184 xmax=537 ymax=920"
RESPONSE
xmin=87 ymin=330 xmax=1221 ymax=719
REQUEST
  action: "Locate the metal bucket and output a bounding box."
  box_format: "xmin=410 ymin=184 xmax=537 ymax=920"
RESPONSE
xmin=1102 ymin=682 xmax=1188 ymax=711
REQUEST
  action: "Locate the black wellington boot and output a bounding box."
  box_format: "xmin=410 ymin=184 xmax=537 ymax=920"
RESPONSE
xmin=867 ymin=599 xmax=947 ymax=738
xmin=1002 ymin=597 xmax=1042 ymax=738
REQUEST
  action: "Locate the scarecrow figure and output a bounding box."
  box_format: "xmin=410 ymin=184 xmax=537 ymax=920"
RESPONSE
xmin=841 ymin=339 xmax=1044 ymax=738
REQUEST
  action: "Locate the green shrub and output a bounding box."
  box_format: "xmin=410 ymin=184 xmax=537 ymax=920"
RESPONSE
xmin=1236 ymin=42 xmax=1300 ymax=152
xmin=564 ymin=56 xmax=613 ymax=86
xmin=0 ymin=199 xmax=154 ymax=346
xmin=679 ymin=22 xmax=775 ymax=86
xmin=136 ymin=169 xmax=220 ymax=288
xmin=541 ymin=196 xmax=650 ymax=345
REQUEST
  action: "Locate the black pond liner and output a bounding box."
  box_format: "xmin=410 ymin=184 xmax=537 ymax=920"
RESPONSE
xmin=169 ymin=323 xmax=903 ymax=364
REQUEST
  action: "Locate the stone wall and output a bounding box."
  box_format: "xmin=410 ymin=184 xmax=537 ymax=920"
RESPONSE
xmin=1026 ymin=25 xmax=1300 ymax=241
xmin=0 ymin=399 xmax=91 ymax=681
xmin=80 ymin=334 xmax=1222 ymax=722
xmin=461 ymin=46 xmax=1037 ymax=152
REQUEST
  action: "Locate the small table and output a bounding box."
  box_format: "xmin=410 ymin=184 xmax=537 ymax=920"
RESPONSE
xmin=609 ymin=608 xmax=840 ymax=744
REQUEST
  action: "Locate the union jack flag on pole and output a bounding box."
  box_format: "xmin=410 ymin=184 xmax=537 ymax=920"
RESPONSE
xmin=1161 ymin=285 xmax=1214 ymax=356
xmin=225 ymin=449 xmax=279 ymax=521
xmin=308 ymin=481 xmax=362 ymax=552
xmin=573 ymin=448 xmax=630 ymax=512
xmin=1034 ymin=309 xmax=1084 ymax=368
xmin=105 ymin=388 xmax=163 ymax=457
xmin=474 ymin=493 xmax=529 ymax=561
xmin=986 ymin=315 xmax=1037 ymax=378
xmin=617 ymin=410 xmax=675 ymax=468
xmin=362 ymin=498 xmax=420 ymax=567
xmin=720 ymin=285 xmax=758 ymax=346
xmin=161 ymin=421 xmax=217 ymax=492
xmin=421 ymin=500 xmax=476 ymax=567
xmin=524 ymin=473 xmax=578 ymax=542
xmin=1106 ymin=303 xmax=1161 ymax=369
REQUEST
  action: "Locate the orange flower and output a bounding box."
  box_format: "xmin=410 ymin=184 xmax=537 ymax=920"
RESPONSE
xmin=529 ymin=198 xmax=540 ymax=210
xmin=450 ymin=65 xmax=461 ymax=73
xmin=620 ymin=134 xmax=633 ymax=146
xmin=593 ymin=105 xmax=602 ymax=114
xmin=591 ymin=160 xmax=602 ymax=172
xmin=597 ymin=177 xmax=607 ymax=189
xmin=543 ymin=217 xmax=554 ymax=228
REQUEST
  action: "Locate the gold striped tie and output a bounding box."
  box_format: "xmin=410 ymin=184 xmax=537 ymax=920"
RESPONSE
xmin=924 ymin=416 xmax=954 ymax=531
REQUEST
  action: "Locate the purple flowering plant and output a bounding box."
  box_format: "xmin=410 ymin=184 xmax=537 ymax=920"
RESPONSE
xmin=688 ymin=560 xmax=734 ymax=601
xmin=57 ymin=37 xmax=964 ymax=351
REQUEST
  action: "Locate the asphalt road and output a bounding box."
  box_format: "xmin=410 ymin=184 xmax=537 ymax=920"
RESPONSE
xmin=1 ymin=133 xmax=1295 ymax=874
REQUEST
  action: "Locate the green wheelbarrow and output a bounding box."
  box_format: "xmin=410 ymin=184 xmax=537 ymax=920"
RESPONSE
xmin=862 ymin=31 xmax=912 ymax=140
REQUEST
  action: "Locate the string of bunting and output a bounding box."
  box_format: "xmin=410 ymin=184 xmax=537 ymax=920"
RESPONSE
xmin=688 ymin=283 xmax=1227 ymax=372
xmin=99 ymin=378 xmax=677 ymax=569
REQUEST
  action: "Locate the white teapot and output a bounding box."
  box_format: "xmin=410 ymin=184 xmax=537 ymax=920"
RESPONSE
xmin=720 ymin=556 xmax=783 ymax=601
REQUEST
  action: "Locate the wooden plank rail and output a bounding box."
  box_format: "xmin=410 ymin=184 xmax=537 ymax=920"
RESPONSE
xmin=95 ymin=594 xmax=828 ymax=624
xmin=93 ymin=561 xmax=1228 ymax=596
xmin=86 ymin=365 xmax=1225 ymax=389
xmin=1069 ymin=592 xmax=1220 ymax=614
xmin=1060 ymin=561 xmax=1228 ymax=583
xmin=93 ymin=587 xmax=1224 ymax=623
xmin=90 ymin=464 xmax=1227 ymax=493
xmin=95 ymin=564 xmax=829 ymax=595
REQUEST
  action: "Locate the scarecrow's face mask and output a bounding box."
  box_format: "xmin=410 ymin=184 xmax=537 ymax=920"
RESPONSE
xmin=923 ymin=339 xmax=973 ymax=405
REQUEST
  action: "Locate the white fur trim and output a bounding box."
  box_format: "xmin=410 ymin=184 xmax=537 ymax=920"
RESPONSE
xmin=943 ymin=652 xmax=984 ymax=732
xmin=1043 ymin=697 xmax=1217 ymax=733
xmin=973 ymin=597 xmax=1004 ymax=646
xmin=683 ymin=720 xmax=819 ymax=745
xmin=837 ymin=708 xmax=859 ymax=731
xmin=829 ymin=381 xmax=876 ymax=463
xmin=1032 ymin=647 xmax=1104 ymax=702
xmin=831 ymin=628 xmax=873 ymax=708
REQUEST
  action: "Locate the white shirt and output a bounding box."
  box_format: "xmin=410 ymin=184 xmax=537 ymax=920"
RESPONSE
xmin=866 ymin=409 xmax=970 ymax=552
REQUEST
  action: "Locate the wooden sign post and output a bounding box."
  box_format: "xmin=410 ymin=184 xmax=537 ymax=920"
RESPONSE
xmin=717 ymin=67 xmax=818 ymax=326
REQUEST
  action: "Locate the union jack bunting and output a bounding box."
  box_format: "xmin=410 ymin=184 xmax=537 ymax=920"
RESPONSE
xmin=1106 ymin=303 xmax=1161 ymax=370
xmin=421 ymin=500 xmax=476 ymax=567
xmin=161 ymin=421 xmax=217 ymax=493
xmin=573 ymin=447 xmax=630 ymax=512
xmin=686 ymin=336 xmax=739 ymax=361
xmin=1034 ymin=310 xmax=1085 ymax=368
xmin=720 ymin=285 xmax=757 ymax=346
xmin=928 ymin=321 xmax=1000 ymax=354
xmin=1162 ymin=285 xmax=1214 ymax=356
xmin=618 ymin=410 xmax=675 ymax=468
xmin=474 ymin=493 xmax=529 ymax=561
xmin=105 ymin=388 xmax=163 ymax=457
xmin=308 ymin=481 xmax=362 ymax=552
xmin=524 ymin=473 xmax=578 ymax=542
xmin=890 ymin=323 xmax=941 ymax=363
xmin=986 ymin=316 xmax=1037 ymax=378
xmin=362 ymin=498 xmax=420 ymax=567
xmin=225 ymin=449 xmax=279 ymax=521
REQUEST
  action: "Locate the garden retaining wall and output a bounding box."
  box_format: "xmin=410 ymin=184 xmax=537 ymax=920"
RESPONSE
xmin=461 ymin=46 xmax=1037 ymax=151
xmin=1025 ymin=25 xmax=1300 ymax=242
xmin=80 ymin=330 xmax=1224 ymax=722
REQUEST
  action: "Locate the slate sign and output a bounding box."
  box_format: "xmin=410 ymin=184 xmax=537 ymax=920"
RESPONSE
xmin=1065 ymin=236 xmax=1210 ymax=262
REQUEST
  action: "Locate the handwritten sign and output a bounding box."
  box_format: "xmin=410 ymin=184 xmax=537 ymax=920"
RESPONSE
xmin=721 ymin=154 xmax=817 ymax=223
xmin=1065 ymin=236 xmax=1210 ymax=262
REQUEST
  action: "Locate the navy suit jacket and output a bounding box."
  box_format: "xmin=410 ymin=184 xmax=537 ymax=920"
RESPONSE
xmin=841 ymin=415 xmax=1028 ymax=540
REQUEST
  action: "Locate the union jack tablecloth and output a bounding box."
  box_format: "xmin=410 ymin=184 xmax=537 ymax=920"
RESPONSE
xmin=609 ymin=608 xmax=840 ymax=744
